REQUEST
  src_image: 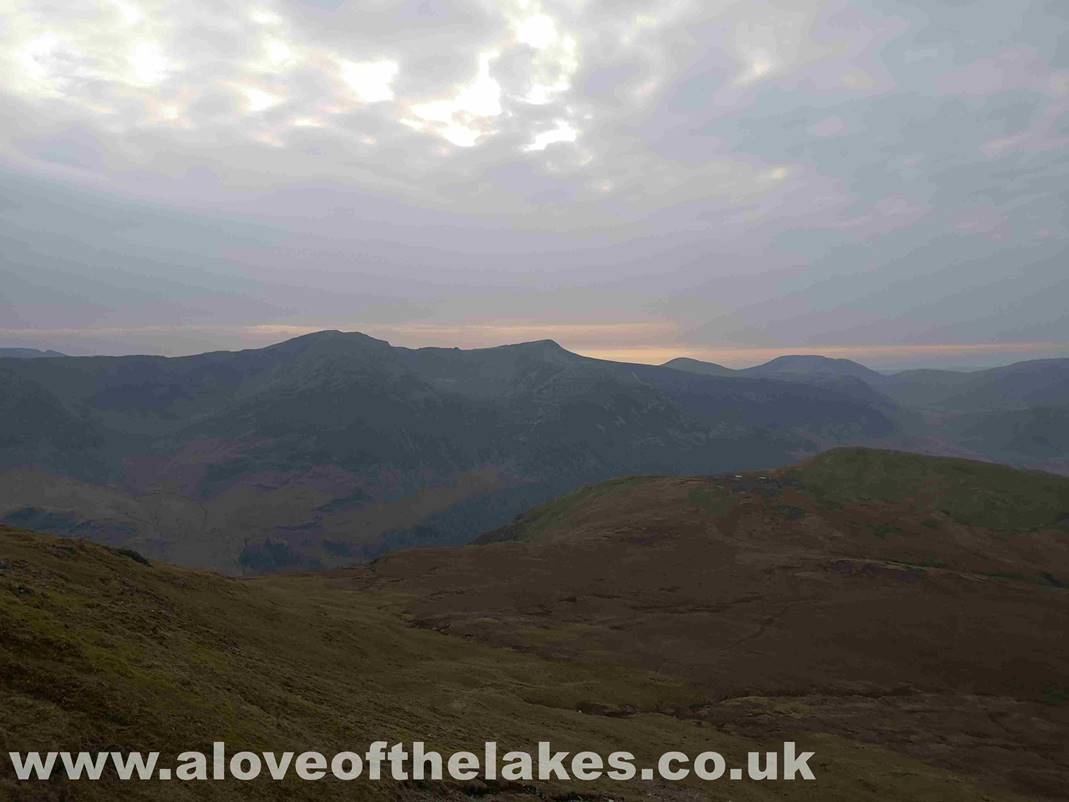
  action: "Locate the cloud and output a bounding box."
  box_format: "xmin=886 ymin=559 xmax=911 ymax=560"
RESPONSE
xmin=0 ymin=0 xmax=1066 ymax=365
xmin=0 ymin=0 xmax=592 ymax=156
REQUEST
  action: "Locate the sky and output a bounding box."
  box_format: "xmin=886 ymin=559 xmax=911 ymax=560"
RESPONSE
xmin=0 ymin=0 xmax=1067 ymax=370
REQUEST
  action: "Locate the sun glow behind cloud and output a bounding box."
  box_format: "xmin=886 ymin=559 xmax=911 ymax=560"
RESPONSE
xmin=406 ymin=51 xmax=502 ymax=147
xmin=512 ymin=8 xmax=578 ymax=104
xmin=242 ymin=86 xmax=283 ymax=113
xmin=128 ymin=41 xmax=169 ymax=85
xmin=524 ymin=119 xmax=577 ymax=151
xmin=340 ymin=59 xmax=398 ymax=103
xmin=0 ymin=0 xmax=593 ymax=154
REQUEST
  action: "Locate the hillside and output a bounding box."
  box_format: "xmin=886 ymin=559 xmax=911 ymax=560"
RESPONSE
xmin=0 ymin=332 xmax=897 ymax=573
xmin=663 ymin=354 xmax=886 ymax=384
xmin=0 ymin=525 xmax=710 ymax=802
xmin=881 ymin=359 xmax=1069 ymax=412
xmin=3 ymin=449 xmax=1067 ymax=799
xmin=358 ymin=448 xmax=1069 ymax=799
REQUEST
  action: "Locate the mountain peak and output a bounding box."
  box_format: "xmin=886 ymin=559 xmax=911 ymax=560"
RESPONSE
xmin=514 ymin=338 xmax=567 ymax=351
xmin=661 ymin=357 xmax=736 ymax=377
xmin=264 ymin=329 xmax=391 ymax=352
xmin=745 ymin=354 xmax=882 ymax=379
xmin=479 ymin=338 xmax=577 ymax=360
xmin=759 ymin=354 xmax=868 ymax=369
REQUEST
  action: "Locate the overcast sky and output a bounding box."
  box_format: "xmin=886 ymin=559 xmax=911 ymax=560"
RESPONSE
xmin=1 ymin=0 xmax=1067 ymax=369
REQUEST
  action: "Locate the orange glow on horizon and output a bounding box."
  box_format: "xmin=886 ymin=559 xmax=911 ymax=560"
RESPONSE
xmin=1 ymin=323 xmax=1066 ymax=369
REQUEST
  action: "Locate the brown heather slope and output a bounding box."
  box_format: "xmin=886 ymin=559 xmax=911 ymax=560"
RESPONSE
xmin=352 ymin=449 xmax=1069 ymax=799
xmin=1 ymin=448 xmax=1067 ymax=801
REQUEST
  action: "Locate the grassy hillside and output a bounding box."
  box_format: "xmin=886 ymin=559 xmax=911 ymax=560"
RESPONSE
xmin=366 ymin=449 xmax=1069 ymax=799
xmin=0 ymin=526 xmax=705 ymax=801
xmin=788 ymin=447 xmax=1069 ymax=530
xmin=3 ymin=449 xmax=1067 ymax=799
xmin=0 ymin=518 xmax=1030 ymax=801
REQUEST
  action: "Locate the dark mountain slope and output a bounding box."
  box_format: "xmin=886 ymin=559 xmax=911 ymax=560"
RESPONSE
xmin=882 ymin=358 xmax=1069 ymax=412
xmin=664 ymin=353 xmax=896 ymax=408
xmin=665 ymin=354 xmax=1069 ymax=472
xmin=662 ymin=354 xmax=886 ymax=384
xmin=660 ymin=356 xmax=735 ymax=376
xmin=0 ymin=332 xmax=898 ymax=572
xmin=942 ymin=405 xmax=1069 ymax=474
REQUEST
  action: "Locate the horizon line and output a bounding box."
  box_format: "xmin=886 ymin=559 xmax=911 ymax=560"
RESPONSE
xmin=3 ymin=325 xmax=1068 ymax=372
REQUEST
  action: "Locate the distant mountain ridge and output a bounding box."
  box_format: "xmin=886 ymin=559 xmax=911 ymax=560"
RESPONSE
xmin=662 ymin=352 xmax=1069 ymax=408
xmin=0 ymin=331 xmax=897 ymax=572
xmin=0 ymin=331 xmax=1066 ymax=572
xmin=883 ymin=358 xmax=1069 ymax=411
xmin=0 ymin=347 xmax=66 ymax=358
xmin=665 ymin=352 xmax=1069 ymax=473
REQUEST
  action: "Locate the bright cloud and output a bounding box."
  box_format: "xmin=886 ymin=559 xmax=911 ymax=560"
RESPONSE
xmin=128 ymin=41 xmax=169 ymax=85
xmin=406 ymin=52 xmax=503 ymax=147
xmin=340 ymin=59 xmax=399 ymax=103
xmin=242 ymin=86 xmax=283 ymax=113
xmin=525 ymin=119 xmax=577 ymax=151
xmin=0 ymin=0 xmax=590 ymax=152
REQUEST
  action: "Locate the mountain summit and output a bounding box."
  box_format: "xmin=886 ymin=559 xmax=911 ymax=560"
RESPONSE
xmin=743 ymin=354 xmax=886 ymax=381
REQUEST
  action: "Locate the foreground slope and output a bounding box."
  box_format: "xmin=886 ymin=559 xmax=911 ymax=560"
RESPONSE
xmin=0 ymin=522 xmax=1029 ymax=801
xmin=0 ymin=526 xmax=704 ymax=801
xmin=3 ymin=450 xmax=1067 ymax=798
xmin=357 ymin=449 xmax=1069 ymax=799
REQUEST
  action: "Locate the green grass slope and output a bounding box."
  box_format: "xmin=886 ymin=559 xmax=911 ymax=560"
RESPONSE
xmin=3 ymin=523 xmax=1026 ymax=802
xmin=788 ymin=447 xmax=1069 ymax=530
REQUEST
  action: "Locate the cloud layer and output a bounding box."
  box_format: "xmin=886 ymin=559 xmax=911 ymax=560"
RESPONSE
xmin=1 ymin=0 xmax=1067 ymax=367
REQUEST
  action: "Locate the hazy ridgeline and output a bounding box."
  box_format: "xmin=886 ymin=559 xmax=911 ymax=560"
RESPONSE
xmin=1 ymin=331 xmax=1067 ymax=573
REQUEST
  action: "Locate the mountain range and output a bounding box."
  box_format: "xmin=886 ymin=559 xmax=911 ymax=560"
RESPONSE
xmin=0 ymin=332 xmax=1066 ymax=572
xmin=666 ymin=353 xmax=1069 ymax=472
xmin=0 ymin=348 xmax=66 ymax=359
xmin=2 ymin=448 xmax=1066 ymax=800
